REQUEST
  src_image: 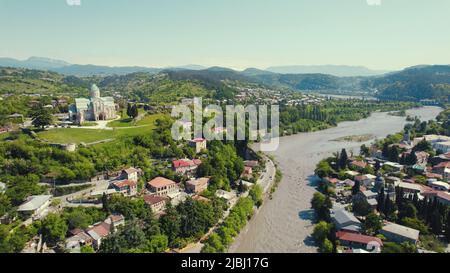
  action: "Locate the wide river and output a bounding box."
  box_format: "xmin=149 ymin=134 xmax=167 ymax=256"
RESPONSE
xmin=229 ymin=106 xmax=443 ymax=253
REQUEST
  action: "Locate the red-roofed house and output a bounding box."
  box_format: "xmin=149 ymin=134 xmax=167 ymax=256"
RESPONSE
xmin=112 ymin=180 xmax=137 ymax=196
xmin=422 ymin=190 xmax=450 ymax=206
xmin=86 ymin=222 xmax=111 ymax=249
xmin=172 ymin=159 xmax=202 ymax=175
xmin=241 ymin=166 xmax=253 ymax=179
xmin=433 ymin=162 xmax=450 ymax=181
xmin=147 ymin=177 xmax=179 ymax=197
xmin=349 ymin=160 xmax=367 ymax=171
xmin=336 ymin=231 xmax=383 ymax=251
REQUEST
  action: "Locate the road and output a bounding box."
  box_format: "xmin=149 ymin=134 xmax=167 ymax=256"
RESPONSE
xmin=181 ymin=155 xmax=276 ymax=253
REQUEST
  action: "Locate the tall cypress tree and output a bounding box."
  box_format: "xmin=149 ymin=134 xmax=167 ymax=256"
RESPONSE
xmin=338 ymin=149 xmax=348 ymax=170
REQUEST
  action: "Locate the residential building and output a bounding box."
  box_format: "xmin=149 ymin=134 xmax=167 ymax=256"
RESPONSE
xmin=349 ymin=160 xmax=367 ymax=171
xmin=17 ymin=195 xmax=52 ymax=221
xmin=244 ymin=160 xmax=259 ymax=168
xmin=65 ymin=231 xmax=94 ymax=253
xmin=186 ymin=177 xmax=210 ymax=194
xmin=336 ymin=231 xmax=383 ymax=252
xmin=172 ymin=159 xmax=202 ymax=175
xmin=331 ymin=209 xmax=361 ymax=232
xmin=188 ymin=138 xmax=207 ymax=153
xmin=355 ymin=175 xmax=373 ymax=187
xmin=383 ymin=162 xmax=404 ymax=172
xmin=104 ymin=214 xmax=125 ymax=232
xmin=215 ymin=189 xmax=236 ymax=205
xmin=422 ymin=190 xmax=450 ymax=206
xmin=147 ymin=177 xmax=179 ymax=197
xmin=380 ymin=222 xmax=420 ymax=244
xmin=120 ymin=167 xmax=139 ymax=182
xmin=429 ymin=181 xmax=450 ymax=192
xmin=395 ymin=181 xmax=423 ymax=194
xmin=112 ymin=180 xmax=137 ymax=196
xmin=144 ymin=194 xmax=167 ymax=213
xmin=86 ymin=222 xmax=111 ymax=249
xmin=241 ymin=166 xmax=253 ymax=179
xmin=433 ymin=162 xmax=450 ymax=181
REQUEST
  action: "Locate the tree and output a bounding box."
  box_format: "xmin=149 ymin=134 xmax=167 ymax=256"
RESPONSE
xmin=40 ymin=213 xmax=68 ymax=247
xmin=130 ymin=104 xmax=139 ymax=119
xmin=389 ymin=145 xmax=400 ymax=162
xmin=338 ymin=149 xmax=348 ymax=170
xmin=249 ymin=185 xmax=263 ymax=207
xmin=159 ymin=203 xmax=181 ymax=246
xmin=31 ymin=106 xmax=53 ymax=129
xmin=311 ymin=192 xmax=326 ymax=212
xmin=126 ymin=103 xmax=132 ymax=118
xmin=80 ymin=245 xmax=95 ymax=253
xmin=0 ymin=194 xmax=11 ymax=217
xmin=360 ymin=144 xmax=370 ymax=157
xmin=312 ymin=221 xmax=331 ymax=243
xmin=445 ymin=210 xmax=450 ymax=241
xmin=146 ymin=234 xmax=168 ymax=253
xmin=102 ymin=193 xmax=109 ymax=212
xmin=201 ymin=233 xmax=225 ymax=253
xmin=99 ymin=232 xmax=125 ymax=253
xmin=351 ymin=180 xmax=360 ymax=196
xmin=315 ymin=160 xmax=333 ymax=178
xmin=399 ymin=202 xmax=418 ymax=220
xmin=321 ymin=238 xmax=334 ymax=253
xmin=377 ymin=187 xmax=385 ymax=213
xmin=363 ymin=213 xmax=382 ymax=235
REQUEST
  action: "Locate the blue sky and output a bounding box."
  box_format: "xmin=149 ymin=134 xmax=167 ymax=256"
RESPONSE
xmin=0 ymin=0 xmax=449 ymax=70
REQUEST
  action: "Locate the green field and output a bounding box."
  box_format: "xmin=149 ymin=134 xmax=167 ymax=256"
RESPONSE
xmin=107 ymin=112 xmax=164 ymax=128
xmin=38 ymin=114 xmax=166 ymax=144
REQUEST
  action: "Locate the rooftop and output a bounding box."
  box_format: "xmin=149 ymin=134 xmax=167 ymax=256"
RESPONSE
xmin=336 ymin=231 xmax=383 ymax=246
xmin=172 ymin=159 xmax=202 ymax=168
xmin=144 ymin=194 xmax=167 ymax=205
xmin=186 ymin=177 xmax=210 ymax=187
xmin=123 ymin=167 xmax=139 ymax=175
xmin=381 ymin=222 xmax=420 ymax=240
xmin=17 ymin=195 xmax=52 ymax=212
xmin=332 ymin=208 xmax=361 ymax=226
xmin=148 ymin=177 xmax=176 ymax=188
xmin=113 ymin=180 xmax=137 ymax=188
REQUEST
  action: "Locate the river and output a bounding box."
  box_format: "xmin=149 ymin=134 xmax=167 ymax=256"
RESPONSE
xmin=229 ymin=106 xmax=443 ymax=253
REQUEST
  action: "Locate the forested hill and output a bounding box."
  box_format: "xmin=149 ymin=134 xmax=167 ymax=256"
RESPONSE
xmin=0 ymin=67 xmax=88 ymax=96
xmin=364 ymin=65 xmax=450 ymax=103
xmin=1 ymin=64 xmax=449 ymax=103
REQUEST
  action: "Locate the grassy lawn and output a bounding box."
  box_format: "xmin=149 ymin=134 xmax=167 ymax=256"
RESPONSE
xmin=37 ymin=113 xmax=167 ymax=144
xmin=107 ymin=117 xmax=134 ymax=128
xmin=108 ymin=113 xmax=165 ymax=128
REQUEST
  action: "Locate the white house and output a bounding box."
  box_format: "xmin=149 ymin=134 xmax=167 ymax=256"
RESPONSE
xmin=17 ymin=195 xmax=52 ymax=221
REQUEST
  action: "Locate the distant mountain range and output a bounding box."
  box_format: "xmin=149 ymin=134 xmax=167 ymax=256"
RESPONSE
xmin=0 ymin=57 xmax=386 ymax=77
xmin=265 ymin=65 xmax=389 ymax=77
xmin=0 ymin=57 xmax=208 ymax=77
xmin=0 ymin=57 xmax=449 ymax=103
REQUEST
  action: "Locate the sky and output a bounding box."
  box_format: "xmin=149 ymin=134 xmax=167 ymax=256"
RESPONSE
xmin=0 ymin=0 xmax=449 ymax=70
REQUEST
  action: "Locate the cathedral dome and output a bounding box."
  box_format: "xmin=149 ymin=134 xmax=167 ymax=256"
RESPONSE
xmin=90 ymin=84 xmax=100 ymax=99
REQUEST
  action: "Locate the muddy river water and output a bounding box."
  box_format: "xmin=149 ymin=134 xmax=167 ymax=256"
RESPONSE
xmin=229 ymin=106 xmax=443 ymax=253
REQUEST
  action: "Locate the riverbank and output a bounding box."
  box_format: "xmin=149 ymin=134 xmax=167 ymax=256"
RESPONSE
xmin=229 ymin=106 xmax=443 ymax=253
